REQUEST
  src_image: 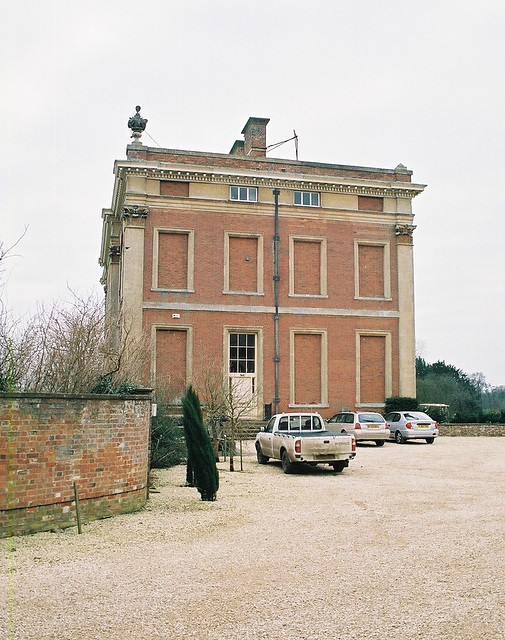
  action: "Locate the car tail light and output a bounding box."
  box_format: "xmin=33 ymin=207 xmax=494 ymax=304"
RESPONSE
xmin=435 ymin=422 xmax=438 ymax=429
xmin=352 ymin=438 xmax=356 ymax=452
xmin=355 ymin=422 xmax=361 ymax=429
xmin=406 ymin=422 xmax=413 ymax=429
xmin=295 ymin=439 xmax=301 ymax=454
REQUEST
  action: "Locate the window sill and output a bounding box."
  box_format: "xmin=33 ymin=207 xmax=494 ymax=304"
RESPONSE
xmin=223 ymin=291 xmax=264 ymax=296
xmin=152 ymin=288 xmax=195 ymax=293
xmin=288 ymin=404 xmax=329 ymax=409
xmin=356 ymin=403 xmax=385 ymax=409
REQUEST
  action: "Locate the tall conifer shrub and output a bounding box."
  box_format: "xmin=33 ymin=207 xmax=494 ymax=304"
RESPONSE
xmin=182 ymin=385 xmax=219 ymax=501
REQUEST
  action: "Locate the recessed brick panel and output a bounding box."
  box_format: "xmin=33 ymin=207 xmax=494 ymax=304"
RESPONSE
xmin=294 ymin=240 xmax=320 ymax=295
xmin=358 ymin=196 xmax=383 ymax=211
xmin=359 ymin=244 xmax=385 ymax=297
xmin=155 ymin=329 xmax=187 ymax=395
xmin=294 ymin=333 xmax=321 ymax=404
xmin=360 ymin=335 xmax=386 ymax=403
xmin=229 ymin=236 xmax=258 ymax=292
xmin=158 ymin=232 xmax=188 ymax=289
xmin=160 ymin=181 xmax=189 ymax=197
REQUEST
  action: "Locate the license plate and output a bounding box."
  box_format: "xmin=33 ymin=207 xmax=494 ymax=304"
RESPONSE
xmin=366 ymin=424 xmax=380 ymax=428
xmin=417 ymin=424 xmax=429 ymax=428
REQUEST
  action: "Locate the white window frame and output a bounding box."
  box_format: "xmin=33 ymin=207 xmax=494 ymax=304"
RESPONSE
xmin=230 ymin=185 xmax=258 ymax=202
xmin=294 ymin=191 xmax=320 ymax=207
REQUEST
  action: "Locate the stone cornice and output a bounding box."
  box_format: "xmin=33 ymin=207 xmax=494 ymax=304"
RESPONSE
xmin=115 ymin=163 xmax=425 ymax=200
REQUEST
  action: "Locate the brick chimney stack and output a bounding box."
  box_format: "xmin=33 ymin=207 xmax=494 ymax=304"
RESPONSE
xmin=241 ymin=117 xmax=270 ymax=157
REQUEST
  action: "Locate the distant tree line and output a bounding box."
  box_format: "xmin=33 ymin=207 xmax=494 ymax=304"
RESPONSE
xmin=416 ymin=358 xmax=505 ymax=423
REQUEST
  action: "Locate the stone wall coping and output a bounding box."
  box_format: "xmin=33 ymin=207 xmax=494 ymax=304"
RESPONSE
xmin=0 ymin=390 xmax=153 ymax=401
xmin=440 ymin=423 xmax=505 ymax=428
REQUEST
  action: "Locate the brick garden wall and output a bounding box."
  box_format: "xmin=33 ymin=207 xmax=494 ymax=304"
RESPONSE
xmin=0 ymin=392 xmax=152 ymax=538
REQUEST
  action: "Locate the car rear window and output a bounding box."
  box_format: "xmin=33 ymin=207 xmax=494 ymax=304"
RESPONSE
xmin=404 ymin=412 xmax=431 ymax=420
xmin=358 ymin=413 xmax=385 ymax=423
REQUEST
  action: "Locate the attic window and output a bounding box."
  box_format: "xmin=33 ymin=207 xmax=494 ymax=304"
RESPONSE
xmin=230 ymin=186 xmax=258 ymax=202
xmin=294 ymin=191 xmax=320 ymax=207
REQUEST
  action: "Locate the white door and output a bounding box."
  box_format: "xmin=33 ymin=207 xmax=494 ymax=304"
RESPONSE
xmin=229 ymin=333 xmax=256 ymax=418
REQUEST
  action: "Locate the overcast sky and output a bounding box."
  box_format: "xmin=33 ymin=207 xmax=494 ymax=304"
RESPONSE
xmin=3 ymin=0 xmax=504 ymax=387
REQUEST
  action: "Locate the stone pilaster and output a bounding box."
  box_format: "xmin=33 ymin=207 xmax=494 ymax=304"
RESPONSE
xmin=395 ymin=224 xmax=417 ymax=397
xmin=121 ymin=206 xmax=148 ymax=340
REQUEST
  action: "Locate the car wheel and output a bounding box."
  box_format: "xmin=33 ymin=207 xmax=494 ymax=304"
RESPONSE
xmin=425 ymin=437 xmax=435 ymax=444
xmin=375 ymin=440 xmax=385 ymax=447
xmin=281 ymin=449 xmax=295 ymax=474
xmin=332 ymin=461 xmax=346 ymax=472
xmin=256 ymin=443 xmax=269 ymax=464
xmin=395 ymin=430 xmax=404 ymax=444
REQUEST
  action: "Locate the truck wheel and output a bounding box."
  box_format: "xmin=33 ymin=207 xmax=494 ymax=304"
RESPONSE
xmin=395 ymin=431 xmax=405 ymax=444
xmin=256 ymin=443 xmax=269 ymax=464
xmin=375 ymin=440 xmax=385 ymax=447
xmin=425 ymin=437 xmax=435 ymax=444
xmin=332 ymin=461 xmax=346 ymax=473
xmin=281 ymin=449 xmax=295 ymax=474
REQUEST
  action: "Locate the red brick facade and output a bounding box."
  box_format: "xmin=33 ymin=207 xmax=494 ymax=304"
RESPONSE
xmin=100 ymin=116 xmax=424 ymax=417
xmin=0 ymin=393 xmax=151 ymax=537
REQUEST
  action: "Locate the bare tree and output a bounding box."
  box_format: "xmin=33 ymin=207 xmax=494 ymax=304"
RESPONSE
xmin=221 ymin=378 xmax=260 ymax=472
xmin=193 ymin=357 xmax=227 ymax=461
xmin=1 ymin=291 xmax=149 ymax=394
xmin=0 ymin=229 xmax=29 ymax=391
xmin=0 ymin=228 xmax=27 ymax=282
xmin=193 ymin=357 xmax=260 ymax=470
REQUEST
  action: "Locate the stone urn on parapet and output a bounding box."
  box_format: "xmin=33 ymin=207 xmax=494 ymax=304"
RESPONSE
xmin=127 ymin=105 xmax=148 ymax=144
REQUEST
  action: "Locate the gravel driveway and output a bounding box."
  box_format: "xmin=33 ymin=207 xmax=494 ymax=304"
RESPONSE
xmin=2 ymin=437 xmax=504 ymax=640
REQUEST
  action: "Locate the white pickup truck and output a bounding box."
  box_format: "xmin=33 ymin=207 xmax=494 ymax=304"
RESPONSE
xmin=255 ymin=412 xmax=356 ymax=474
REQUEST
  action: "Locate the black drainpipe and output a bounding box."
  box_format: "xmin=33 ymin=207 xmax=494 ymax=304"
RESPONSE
xmin=273 ymin=189 xmax=280 ymax=415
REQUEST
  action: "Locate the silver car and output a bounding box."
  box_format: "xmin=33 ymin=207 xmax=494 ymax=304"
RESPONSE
xmin=326 ymin=411 xmax=390 ymax=446
xmin=385 ymin=411 xmax=439 ymax=444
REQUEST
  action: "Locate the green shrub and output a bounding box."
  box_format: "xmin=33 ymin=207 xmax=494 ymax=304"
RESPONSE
xmin=150 ymin=412 xmax=187 ymax=469
xmin=384 ymin=396 xmax=419 ymax=414
xmin=482 ymin=410 xmax=503 ymax=424
xmin=450 ymin=410 xmax=480 ymax=423
xmin=90 ymin=375 xmax=139 ymax=395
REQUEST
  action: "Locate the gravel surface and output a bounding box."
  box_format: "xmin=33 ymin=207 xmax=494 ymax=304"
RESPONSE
xmin=2 ymin=437 xmax=504 ymax=640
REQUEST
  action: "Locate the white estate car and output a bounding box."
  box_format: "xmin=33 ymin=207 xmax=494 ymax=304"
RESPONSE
xmin=326 ymin=411 xmax=390 ymax=446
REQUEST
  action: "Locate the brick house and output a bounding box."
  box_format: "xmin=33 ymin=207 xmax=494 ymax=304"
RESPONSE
xmin=99 ymin=114 xmax=425 ymax=419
